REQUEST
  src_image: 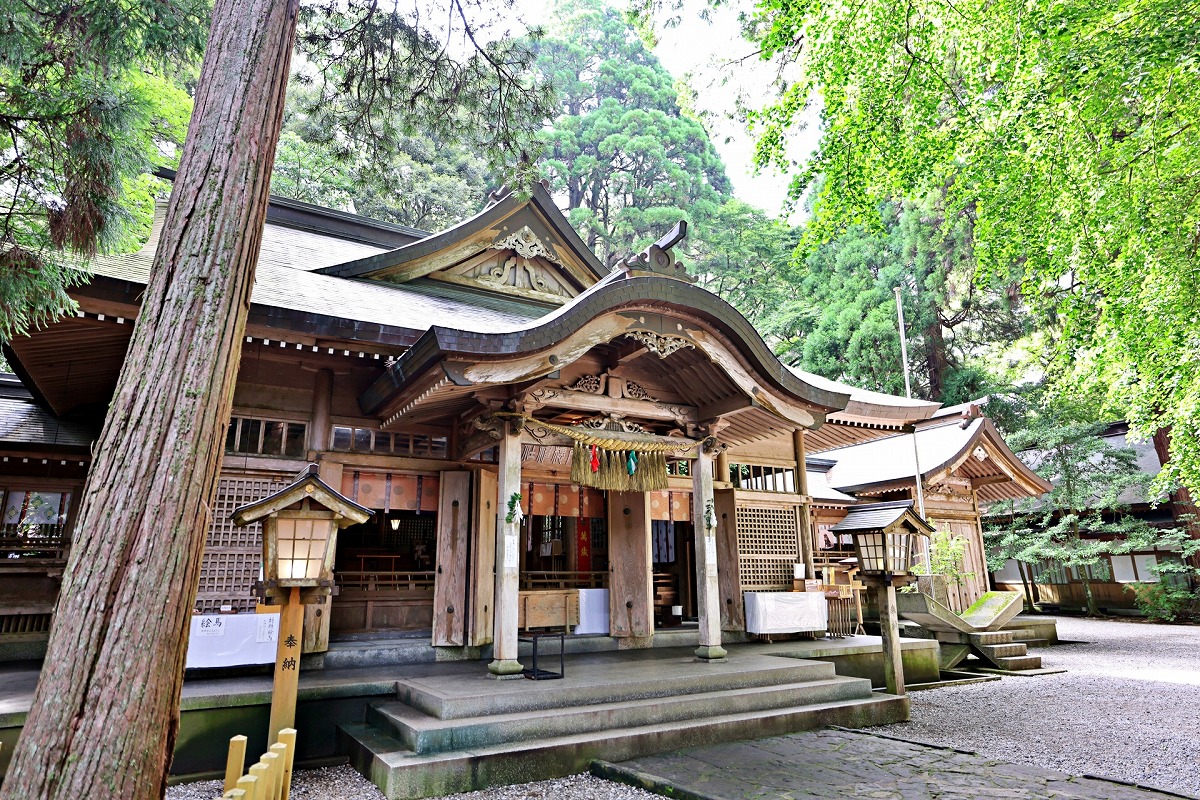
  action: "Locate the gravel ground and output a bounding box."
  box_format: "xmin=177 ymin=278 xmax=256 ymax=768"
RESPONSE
xmin=891 ymin=616 xmax=1200 ymax=798
xmin=167 ymin=765 xmax=660 ymax=800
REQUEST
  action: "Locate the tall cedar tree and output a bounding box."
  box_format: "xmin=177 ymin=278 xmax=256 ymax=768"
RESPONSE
xmin=1 ymin=0 xmax=550 ymax=796
xmin=0 ymin=0 xmax=300 ymax=795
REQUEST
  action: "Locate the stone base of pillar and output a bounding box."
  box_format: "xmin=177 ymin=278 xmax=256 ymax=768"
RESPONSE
xmin=694 ymin=644 xmax=728 ymax=661
xmin=486 ymin=659 xmax=524 ymax=679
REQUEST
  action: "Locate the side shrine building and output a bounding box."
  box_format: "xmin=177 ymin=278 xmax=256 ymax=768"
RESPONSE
xmin=0 ymin=185 xmax=1050 ymax=669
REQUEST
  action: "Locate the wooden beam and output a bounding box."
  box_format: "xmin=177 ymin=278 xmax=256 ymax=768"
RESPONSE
xmin=696 ymin=393 xmax=753 ymax=422
xmin=521 ymin=386 xmax=696 ymax=424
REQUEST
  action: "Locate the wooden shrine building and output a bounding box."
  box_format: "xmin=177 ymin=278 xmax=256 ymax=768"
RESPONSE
xmin=0 ymin=184 xmax=1050 ymax=667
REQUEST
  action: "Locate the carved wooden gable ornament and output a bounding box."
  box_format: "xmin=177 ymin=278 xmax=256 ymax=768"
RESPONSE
xmin=428 ymin=223 xmax=582 ymax=304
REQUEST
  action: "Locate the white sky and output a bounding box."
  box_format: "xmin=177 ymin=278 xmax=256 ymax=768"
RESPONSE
xmin=647 ymin=2 xmax=821 ymax=219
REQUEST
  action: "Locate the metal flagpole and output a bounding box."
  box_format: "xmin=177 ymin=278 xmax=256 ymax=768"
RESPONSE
xmin=894 ymin=287 xmax=931 ymax=573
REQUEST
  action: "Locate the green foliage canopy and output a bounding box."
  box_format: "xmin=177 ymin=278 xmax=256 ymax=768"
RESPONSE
xmin=0 ymin=0 xmax=205 ymax=340
xmin=748 ymin=0 xmax=1200 ymax=494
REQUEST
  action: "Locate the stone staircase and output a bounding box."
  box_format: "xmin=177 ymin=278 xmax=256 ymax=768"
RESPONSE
xmin=337 ymin=649 xmax=908 ymax=798
xmin=933 ymin=629 xmax=1042 ymax=671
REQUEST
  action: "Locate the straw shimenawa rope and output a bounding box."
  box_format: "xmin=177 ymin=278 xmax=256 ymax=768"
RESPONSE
xmin=495 ymin=412 xmax=695 ymax=492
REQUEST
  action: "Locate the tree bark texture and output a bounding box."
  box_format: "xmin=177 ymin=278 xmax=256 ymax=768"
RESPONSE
xmin=0 ymin=1 xmax=299 ymax=797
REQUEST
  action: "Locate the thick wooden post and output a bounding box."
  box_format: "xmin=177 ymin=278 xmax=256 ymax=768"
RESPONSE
xmin=269 ymin=587 xmax=304 ymax=743
xmin=607 ymin=490 xmax=653 ymax=645
xmin=432 ymin=471 xmax=470 ymax=647
xmin=488 ymin=421 xmax=524 ymax=677
xmin=310 ymin=369 xmax=333 ymax=452
xmin=468 ymin=468 xmax=498 ymax=646
xmin=713 ymin=488 xmax=743 ymax=632
xmin=692 ymin=447 xmax=726 ymax=660
xmin=876 ymin=580 xmax=906 ymax=695
xmin=793 ymin=428 xmax=816 ymax=580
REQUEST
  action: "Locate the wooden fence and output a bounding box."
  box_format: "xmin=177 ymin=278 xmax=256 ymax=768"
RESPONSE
xmin=220 ymin=728 xmax=296 ymax=800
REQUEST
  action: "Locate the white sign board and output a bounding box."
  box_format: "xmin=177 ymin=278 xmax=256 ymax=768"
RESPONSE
xmin=186 ymin=613 xmax=279 ymax=669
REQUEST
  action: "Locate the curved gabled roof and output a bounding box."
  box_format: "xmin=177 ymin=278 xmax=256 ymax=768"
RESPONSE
xmin=315 ymin=183 xmax=607 ymax=288
xmin=787 ymin=367 xmax=942 ymax=426
xmin=360 ymin=273 xmax=853 ymax=422
xmin=822 ymin=417 xmax=1052 ymax=501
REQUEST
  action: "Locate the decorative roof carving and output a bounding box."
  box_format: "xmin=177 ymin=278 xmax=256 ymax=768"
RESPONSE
xmin=617 ymin=220 xmax=694 ymax=283
xmin=568 ymin=374 xmax=605 ymax=395
xmin=624 ymin=330 xmax=695 ymax=359
xmin=491 ymin=225 xmax=562 ymax=265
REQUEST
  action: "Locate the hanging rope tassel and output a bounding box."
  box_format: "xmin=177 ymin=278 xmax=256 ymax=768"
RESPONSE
xmin=571 ymin=441 xmax=587 ymax=485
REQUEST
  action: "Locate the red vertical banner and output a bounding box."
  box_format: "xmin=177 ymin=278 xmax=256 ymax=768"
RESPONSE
xmin=576 ymin=517 xmax=592 ymax=572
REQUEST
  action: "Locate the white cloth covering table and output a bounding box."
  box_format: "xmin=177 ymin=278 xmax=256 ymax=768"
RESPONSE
xmin=743 ymin=591 xmax=827 ymax=635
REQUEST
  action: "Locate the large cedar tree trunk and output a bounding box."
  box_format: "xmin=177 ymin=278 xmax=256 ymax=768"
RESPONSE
xmin=0 ymin=1 xmax=298 ymax=796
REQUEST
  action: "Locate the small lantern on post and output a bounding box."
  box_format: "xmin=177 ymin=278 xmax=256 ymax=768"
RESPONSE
xmin=233 ymin=465 xmax=371 ymax=743
xmin=831 ymin=500 xmax=933 ymax=696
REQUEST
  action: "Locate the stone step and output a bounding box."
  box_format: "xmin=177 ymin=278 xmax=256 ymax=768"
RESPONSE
xmin=339 ymin=693 xmax=909 ymax=799
xmin=993 ymin=654 xmax=1043 ymax=670
xmin=371 ymin=675 xmax=873 ymax=754
xmin=967 ymin=631 xmax=1013 ymax=646
xmin=975 ymin=642 xmax=1027 ymax=659
xmin=397 ymin=658 xmax=838 ymax=720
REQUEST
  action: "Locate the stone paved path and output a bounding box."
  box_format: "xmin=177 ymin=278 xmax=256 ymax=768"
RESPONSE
xmin=597 ymin=729 xmax=1190 ymax=800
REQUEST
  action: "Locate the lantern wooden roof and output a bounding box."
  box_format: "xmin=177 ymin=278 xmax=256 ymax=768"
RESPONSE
xmin=231 ymin=465 xmax=372 ymax=527
xmin=830 ymin=500 xmax=934 ymax=536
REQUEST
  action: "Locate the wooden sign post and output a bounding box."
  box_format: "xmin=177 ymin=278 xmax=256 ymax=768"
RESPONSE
xmin=269 ymin=587 xmax=305 ymax=744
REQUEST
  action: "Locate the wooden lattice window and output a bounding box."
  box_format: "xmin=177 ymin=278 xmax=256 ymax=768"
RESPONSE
xmin=736 ymin=504 xmax=800 ymax=590
xmin=196 ymin=474 xmax=288 ymax=613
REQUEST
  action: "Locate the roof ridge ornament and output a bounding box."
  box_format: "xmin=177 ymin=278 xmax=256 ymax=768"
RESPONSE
xmin=617 ymin=220 xmax=694 ymax=283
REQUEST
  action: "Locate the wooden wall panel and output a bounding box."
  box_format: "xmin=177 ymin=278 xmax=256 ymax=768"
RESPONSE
xmin=468 ymin=468 xmax=498 ymax=646
xmin=432 ymin=471 xmax=470 ymax=646
xmin=608 ymin=490 xmax=652 ymax=640
xmin=714 ymin=488 xmax=744 ymax=632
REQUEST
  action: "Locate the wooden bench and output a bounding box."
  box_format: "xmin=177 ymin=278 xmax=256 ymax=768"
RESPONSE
xmin=518 ymin=589 xmax=580 ymax=632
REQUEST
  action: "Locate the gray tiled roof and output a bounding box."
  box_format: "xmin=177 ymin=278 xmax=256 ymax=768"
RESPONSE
xmin=822 ymin=420 xmax=983 ymax=491
xmin=806 ymin=471 xmax=857 ymax=504
xmin=1016 ymin=427 xmax=1166 ymax=508
xmin=0 ymin=396 xmax=96 ymax=449
xmin=830 ymin=501 xmax=916 ymax=531
xmin=85 ymin=206 xmax=547 ymax=333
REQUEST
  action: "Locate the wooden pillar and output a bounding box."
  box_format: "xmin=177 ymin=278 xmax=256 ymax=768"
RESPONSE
xmin=269 ymin=587 xmax=304 ymax=744
xmin=793 ymin=428 xmax=816 ymax=580
xmin=432 ymin=471 xmax=470 ymax=647
xmin=488 ymin=421 xmax=524 ymax=677
xmin=468 ymin=468 xmax=498 ymax=646
xmin=310 ymin=368 xmax=333 ymax=452
xmin=607 ymin=490 xmax=653 ymax=646
xmin=715 ymin=450 xmax=730 ymax=484
xmin=876 ymin=580 xmax=906 ymax=695
xmin=692 ymin=446 xmax=726 ymax=660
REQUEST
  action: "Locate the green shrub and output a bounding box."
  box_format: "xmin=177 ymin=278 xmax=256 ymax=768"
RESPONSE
xmin=1126 ymin=582 xmax=1200 ymax=623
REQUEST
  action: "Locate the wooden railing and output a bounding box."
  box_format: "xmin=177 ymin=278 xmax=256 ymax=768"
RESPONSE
xmin=0 ymin=612 xmax=53 ymax=636
xmin=0 ymin=534 xmax=69 ymax=560
xmin=520 ymin=571 xmax=608 ymax=590
xmin=336 ymin=571 xmax=435 ymax=593
xmin=340 ymin=554 xmax=433 ymax=573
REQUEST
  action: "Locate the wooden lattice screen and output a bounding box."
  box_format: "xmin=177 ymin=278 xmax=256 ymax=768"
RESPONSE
xmin=735 ymin=503 xmax=801 ymax=590
xmin=196 ymin=474 xmax=288 ymax=613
